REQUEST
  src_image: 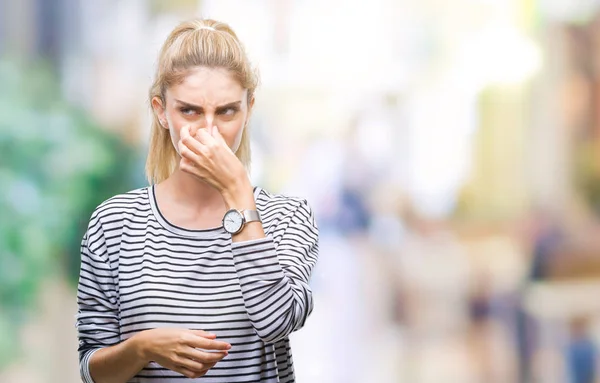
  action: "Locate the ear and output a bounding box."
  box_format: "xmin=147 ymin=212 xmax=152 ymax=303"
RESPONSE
xmin=151 ymin=96 xmax=168 ymax=130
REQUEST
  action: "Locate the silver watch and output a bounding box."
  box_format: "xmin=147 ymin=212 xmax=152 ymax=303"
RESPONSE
xmin=222 ymin=209 xmax=261 ymax=235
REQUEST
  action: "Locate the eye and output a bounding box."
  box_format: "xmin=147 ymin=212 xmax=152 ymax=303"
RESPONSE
xmin=180 ymin=107 xmax=198 ymax=116
xmin=219 ymin=107 xmax=238 ymax=117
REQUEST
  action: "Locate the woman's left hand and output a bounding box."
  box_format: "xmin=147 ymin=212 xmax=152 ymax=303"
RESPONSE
xmin=178 ymin=124 xmax=247 ymax=193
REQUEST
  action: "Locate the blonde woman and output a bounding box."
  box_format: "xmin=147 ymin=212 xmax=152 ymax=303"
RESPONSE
xmin=76 ymin=18 xmax=319 ymax=383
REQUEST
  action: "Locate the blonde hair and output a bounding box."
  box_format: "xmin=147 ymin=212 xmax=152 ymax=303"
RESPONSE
xmin=146 ymin=18 xmax=259 ymax=184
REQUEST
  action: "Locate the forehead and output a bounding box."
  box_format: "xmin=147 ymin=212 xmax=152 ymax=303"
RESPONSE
xmin=167 ymin=66 xmax=246 ymax=105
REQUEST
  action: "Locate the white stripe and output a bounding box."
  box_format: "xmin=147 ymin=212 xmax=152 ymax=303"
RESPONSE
xmin=76 ymin=186 xmax=318 ymax=382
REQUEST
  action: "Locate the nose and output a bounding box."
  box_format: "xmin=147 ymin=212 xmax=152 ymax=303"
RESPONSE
xmin=191 ymin=114 xmax=215 ymax=134
xmin=204 ymin=113 xmax=215 ymax=129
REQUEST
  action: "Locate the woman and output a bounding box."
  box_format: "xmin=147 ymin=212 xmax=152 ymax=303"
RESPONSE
xmin=76 ymin=18 xmax=319 ymax=383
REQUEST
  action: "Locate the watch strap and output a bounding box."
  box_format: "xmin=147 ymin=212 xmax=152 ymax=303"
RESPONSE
xmin=241 ymin=209 xmax=261 ymax=223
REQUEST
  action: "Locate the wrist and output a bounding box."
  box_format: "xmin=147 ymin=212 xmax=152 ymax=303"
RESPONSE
xmin=222 ymin=177 xmax=255 ymax=210
xmin=131 ymin=330 xmax=152 ymax=363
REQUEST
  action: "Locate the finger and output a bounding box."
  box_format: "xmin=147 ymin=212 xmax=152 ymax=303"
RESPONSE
xmin=188 ymin=335 xmax=231 ymax=351
xmin=175 ymin=365 xmax=208 ymax=379
xmin=191 ymin=330 xmax=217 ymax=339
xmin=178 ymin=140 xmax=196 ymax=160
xmin=179 ymin=157 xmax=199 ymax=175
xmin=180 ymin=125 xmax=206 ymax=157
xmin=180 ymin=124 xmax=191 ymax=140
xmin=212 ymin=125 xmax=228 ymax=145
xmin=191 ymin=329 xmax=216 ymax=337
xmin=195 ymin=127 xmax=217 ymax=147
xmin=189 ymin=123 xmax=200 ymax=137
xmin=175 ymin=356 xmax=215 ymax=373
xmin=186 ymin=349 xmax=228 ymax=364
xmin=179 ymin=143 xmax=203 ymax=169
xmin=181 ymin=133 xmax=205 ymax=156
xmin=178 ymin=346 xmax=228 ymax=364
xmin=157 ymin=360 xmax=203 ymax=379
xmin=202 ymin=362 xmax=217 ymax=371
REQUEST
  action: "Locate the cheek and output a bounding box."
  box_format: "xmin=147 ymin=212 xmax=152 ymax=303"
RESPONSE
xmin=222 ymin=120 xmax=245 ymax=152
xmin=166 ymin=121 xmax=183 ymax=155
xmin=164 ymin=111 xmax=190 ymax=155
xmin=169 ymin=129 xmax=181 ymax=155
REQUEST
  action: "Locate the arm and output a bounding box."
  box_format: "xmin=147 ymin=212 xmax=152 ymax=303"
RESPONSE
xmin=224 ymin=184 xmax=320 ymax=343
xmin=77 ymin=215 xmax=145 ymax=383
xmin=86 ymin=336 xmax=148 ymax=383
xmin=87 ymin=329 xmax=228 ymax=383
xmin=77 ymin=214 xmax=230 ymax=382
xmin=179 ymin=125 xmax=319 ymax=344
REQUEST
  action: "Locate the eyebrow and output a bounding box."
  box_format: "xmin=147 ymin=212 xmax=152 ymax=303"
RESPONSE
xmin=174 ymin=99 xmax=242 ymax=110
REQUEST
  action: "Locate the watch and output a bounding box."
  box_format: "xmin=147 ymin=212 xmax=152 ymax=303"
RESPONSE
xmin=222 ymin=209 xmax=261 ymax=235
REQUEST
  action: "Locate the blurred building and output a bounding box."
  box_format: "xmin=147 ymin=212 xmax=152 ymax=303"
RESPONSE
xmin=4 ymin=1 xmax=600 ymax=382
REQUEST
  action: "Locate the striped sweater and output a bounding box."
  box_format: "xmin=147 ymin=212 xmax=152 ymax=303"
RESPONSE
xmin=76 ymin=185 xmax=319 ymax=382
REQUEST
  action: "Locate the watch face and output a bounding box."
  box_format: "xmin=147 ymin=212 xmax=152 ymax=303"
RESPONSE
xmin=223 ymin=209 xmax=243 ymax=234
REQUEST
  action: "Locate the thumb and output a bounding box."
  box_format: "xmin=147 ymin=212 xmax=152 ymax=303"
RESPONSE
xmin=212 ymin=125 xmax=227 ymax=144
xmin=191 ymin=330 xmax=217 ymax=339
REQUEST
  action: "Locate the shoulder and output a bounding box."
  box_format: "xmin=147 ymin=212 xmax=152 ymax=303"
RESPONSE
xmin=254 ymin=187 xmax=317 ymax=228
xmin=255 ymin=187 xmax=311 ymax=214
xmin=82 ymin=187 xmax=148 ymax=256
xmin=88 ymin=187 xmax=150 ymax=228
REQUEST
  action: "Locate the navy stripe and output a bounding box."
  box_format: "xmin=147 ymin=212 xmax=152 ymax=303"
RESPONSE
xmin=76 ymin=186 xmax=318 ymax=383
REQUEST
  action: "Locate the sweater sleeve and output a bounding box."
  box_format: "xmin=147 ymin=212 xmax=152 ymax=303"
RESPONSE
xmin=75 ymin=214 xmax=120 ymax=383
xmin=231 ymin=199 xmax=319 ymax=344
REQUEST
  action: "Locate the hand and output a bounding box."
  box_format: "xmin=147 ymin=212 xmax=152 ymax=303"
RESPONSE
xmin=178 ymin=125 xmax=248 ymax=193
xmin=136 ymin=328 xmax=231 ymax=379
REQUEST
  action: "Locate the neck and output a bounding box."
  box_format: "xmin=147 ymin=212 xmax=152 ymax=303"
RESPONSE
xmin=160 ymin=168 xmax=225 ymax=210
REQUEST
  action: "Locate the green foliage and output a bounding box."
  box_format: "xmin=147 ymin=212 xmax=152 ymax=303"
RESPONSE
xmin=0 ymin=59 xmax=143 ymax=368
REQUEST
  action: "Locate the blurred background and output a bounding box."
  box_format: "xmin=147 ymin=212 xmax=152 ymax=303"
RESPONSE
xmin=3 ymin=0 xmax=600 ymax=382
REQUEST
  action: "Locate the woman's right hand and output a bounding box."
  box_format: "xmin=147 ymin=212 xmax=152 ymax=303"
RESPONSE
xmin=135 ymin=328 xmax=232 ymax=379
